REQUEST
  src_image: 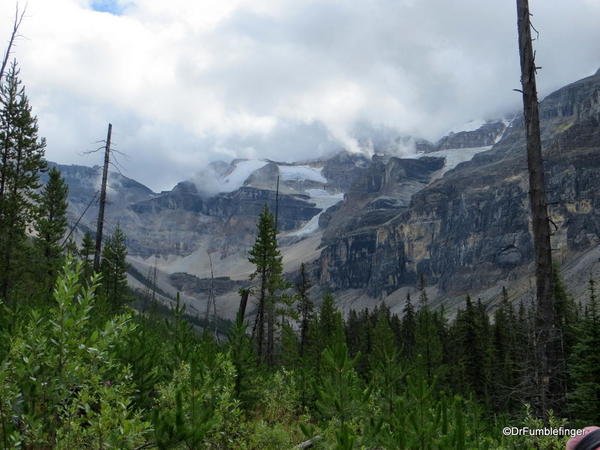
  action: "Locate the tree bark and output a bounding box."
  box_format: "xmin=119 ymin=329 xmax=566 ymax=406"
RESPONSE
xmin=93 ymin=123 xmax=112 ymax=272
xmin=516 ymin=0 xmax=556 ymax=414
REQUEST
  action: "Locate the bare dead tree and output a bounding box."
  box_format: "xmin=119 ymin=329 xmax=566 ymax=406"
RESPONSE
xmin=237 ymin=288 xmax=249 ymax=325
xmin=204 ymin=251 xmax=218 ymax=340
xmin=274 ymin=175 xmax=280 ymax=231
xmin=0 ymin=3 xmax=26 ymax=84
xmin=516 ymin=0 xmax=556 ymax=415
xmin=93 ymin=123 xmax=112 ymax=272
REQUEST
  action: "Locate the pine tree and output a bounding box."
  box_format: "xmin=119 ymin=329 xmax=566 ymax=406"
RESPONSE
xmin=370 ymin=306 xmax=403 ymax=418
xmin=35 ymin=166 xmax=68 ymax=294
xmin=414 ymin=279 xmax=442 ymax=380
xmin=0 ymin=61 xmax=46 ymax=302
xmin=101 ymin=224 xmax=129 ymax=308
xmin=401 ymin=292 xmax=416 ymax=361
xmin=280 ymin=321 xmax=300 ymax=368
xmin=453 ymin=295 xmax=490 ymax=401
xmin=491 ymin=287 xmax=519 ymax=411
xmin=315 ymin=340 xmax=366 ymax=446
xmin=248 ymin=205 xmax=285 ymax=365
xmin=552 ymin=265 xmax=577 ymax=407
xmin=318 ymin=292 xmax=345 ymax=350
xmin=567 ymin=277 xmax=600 ymax=423
xmin=297 ymin=263 xmax=314 ymax=358
xmin=80 ymin=231 xmax=95 ymax=281
xmin=227 ymin=319 xmax=258 ymax=408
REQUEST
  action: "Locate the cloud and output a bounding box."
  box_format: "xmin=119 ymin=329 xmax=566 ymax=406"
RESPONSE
xmin=0 ymin=0 xmax=598 ymax=191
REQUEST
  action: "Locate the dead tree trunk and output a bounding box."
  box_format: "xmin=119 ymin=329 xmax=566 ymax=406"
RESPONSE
xmin=93 ymin=123 xmax=112 ymax=272
xmin=0 ymin=3 xmax=26 ymax=84
xmin=205 ymin=251 xmax=218 ymax=340
xmin=251 ymin=266 xmax=267 ymax=362
xmin=237 ymin=288 xmax=249 ymax=325
xmin=516 ymin=0 xmax=556 ymax=414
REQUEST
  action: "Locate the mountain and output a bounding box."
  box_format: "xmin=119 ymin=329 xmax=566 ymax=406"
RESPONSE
xmin=315 ymin=68 xmax=600 ymax=312
xmin=52 ymin=68 xmax=600 ymax=319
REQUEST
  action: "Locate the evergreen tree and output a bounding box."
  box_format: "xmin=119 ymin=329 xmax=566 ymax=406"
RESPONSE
xmin=491 ymin=286 xmax=519 ymax=411
xmin=280 ymin=320 xmax=300 ymax=368
xmin=296 ymin=263 xmax=314 ymax=358
xmin=315 ymin=341 xmax=367 ymax=447
xmin=401 ymin=292 xmax=416 ymax=361
xmin=101 ymin=224 xmax=129 ymax=308
xmin=35 ymin=166 xmax=68 ymax=294
xmin=345 ymin=309 xmax=362 ymax=356
xmin=568 ymin=277 xmax=600 ymax=423
xmin=370 ymin=306 xmax=403 ymax=418
xmin=414 ymin=280 xmax=442 ymax=380
xmin=227 ymin=319 xmax=258 ymax=408
xmin=0 ymin=61 xmax=46 ymax=302
xmin=248 ymin=205 xmax=285 ymax=365
xmin=80 ymin=231 xmax=96 ymax=281
xmin=552 ymin=265 xmax=578 ymax=404
xmin=453 ymin=296 xmax=491 ymax=402
xmin=64 ymin=238 xmax=78 ymax=256
xmin=371 ymin=305 xmax=396 ymax=362
xmin=318 ymin=292 xmax=345 ymax=350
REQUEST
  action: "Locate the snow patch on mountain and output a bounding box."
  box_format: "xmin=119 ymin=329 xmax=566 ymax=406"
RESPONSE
xmin=222 ymin=160 xmax=269 ymax=191
xmin=287 ymin=189 xmax=344 ymax=237
xmin=423 ymin=146 xmax=492 ymax=178
xmin=494 ymin=118 xmax=513 ymax=144
xmin=447 ymin=119 xmax=486 ymax=135
xmin=278 ymin=165 xmax=327 ymax=183
xmin=191 ymin=159 xmax=269 ymax=195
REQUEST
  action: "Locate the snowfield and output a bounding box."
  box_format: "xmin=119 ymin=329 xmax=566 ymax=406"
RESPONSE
xmin=447 ymin=118 xmax=486 ymax=134
xmin=288 ymin=189 xmax=344 ymax=237
xmin=220 ymin=160 xmax=268 ymax=192
xmin=422 ymin=146 xmax=492 ymax=178
xmin=278 ymin=165 xmax=327 ymax=183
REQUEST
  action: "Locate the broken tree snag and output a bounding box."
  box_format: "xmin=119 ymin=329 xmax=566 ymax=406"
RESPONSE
xmin=0 ymin=3 xmax=26 ymax=83
xmin=93 ymin=123 xmax=112 ymax=272
xmin=516 ymin=0 xmax=557 ymax=414
xmin=237 ymin=288 xmax=250 ymax=325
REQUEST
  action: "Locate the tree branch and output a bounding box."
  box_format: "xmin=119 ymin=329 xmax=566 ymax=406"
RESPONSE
xmin=0 ymin=2 xmax=26 ymax=84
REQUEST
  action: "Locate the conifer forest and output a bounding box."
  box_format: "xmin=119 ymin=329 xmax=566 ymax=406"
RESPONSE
xmin=1 ymin=1 xmax=600 ymax=449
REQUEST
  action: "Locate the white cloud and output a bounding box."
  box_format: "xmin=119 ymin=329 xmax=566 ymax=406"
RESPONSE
xmin=0 ymin=0 xmax=598 ymax=191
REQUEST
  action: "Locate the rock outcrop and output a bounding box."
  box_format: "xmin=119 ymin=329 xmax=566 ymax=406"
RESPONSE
xmin=435 ymin=121 xmax=508 ymax=151
xmin=316 ymin=69 xmax=600 ymax=305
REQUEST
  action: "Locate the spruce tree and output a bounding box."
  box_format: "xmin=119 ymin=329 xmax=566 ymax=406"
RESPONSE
xmin=80 ymin=231 xmax=95 ymax=281
xmin=0 ymin=61 xmax=46 ymax=302
xmin=568 ymin=277 xmax=600 ymax=423
xmin=401 ymin=292 xmax=416 ymax=361
xmin=227 ymin=319 xmax=258 ymax=408
xmin=101 ymin=224 xmax=129 ymax=308
xmin=491 ymin=287 xmax=518 ymax=411
xmin=552 ymin=265 xmax=578 ymax=405
xmin=318 ymin=292 xmax=345 ymax=350
xmin=297 ymin=263 xmax=314 ymax=358
xmin=248 ymin=204 xmax=285 ymax=365
xmin=453 ymin=295 xmax=490 ymax=401
xmin=35 ymin=166 xmax=68 ymax=294
xmin=414 ymin=279 xmax=442 ymax=380
xmin=370 ymin=306 xmax=403 ymax=418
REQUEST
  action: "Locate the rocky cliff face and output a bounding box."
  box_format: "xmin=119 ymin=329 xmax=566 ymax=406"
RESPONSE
xmin=316 ymin=69 xmax=600 ymax=307
xmin=435 ymin=121 xmax=508 ymax=151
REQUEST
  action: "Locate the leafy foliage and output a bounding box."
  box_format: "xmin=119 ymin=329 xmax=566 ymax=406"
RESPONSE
xmin=0 ymin=257 xmax=150 ymax=448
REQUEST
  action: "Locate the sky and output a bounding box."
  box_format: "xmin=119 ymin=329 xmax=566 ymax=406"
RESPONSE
xmin=0 ymin=0 xmax=598 ymax=192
